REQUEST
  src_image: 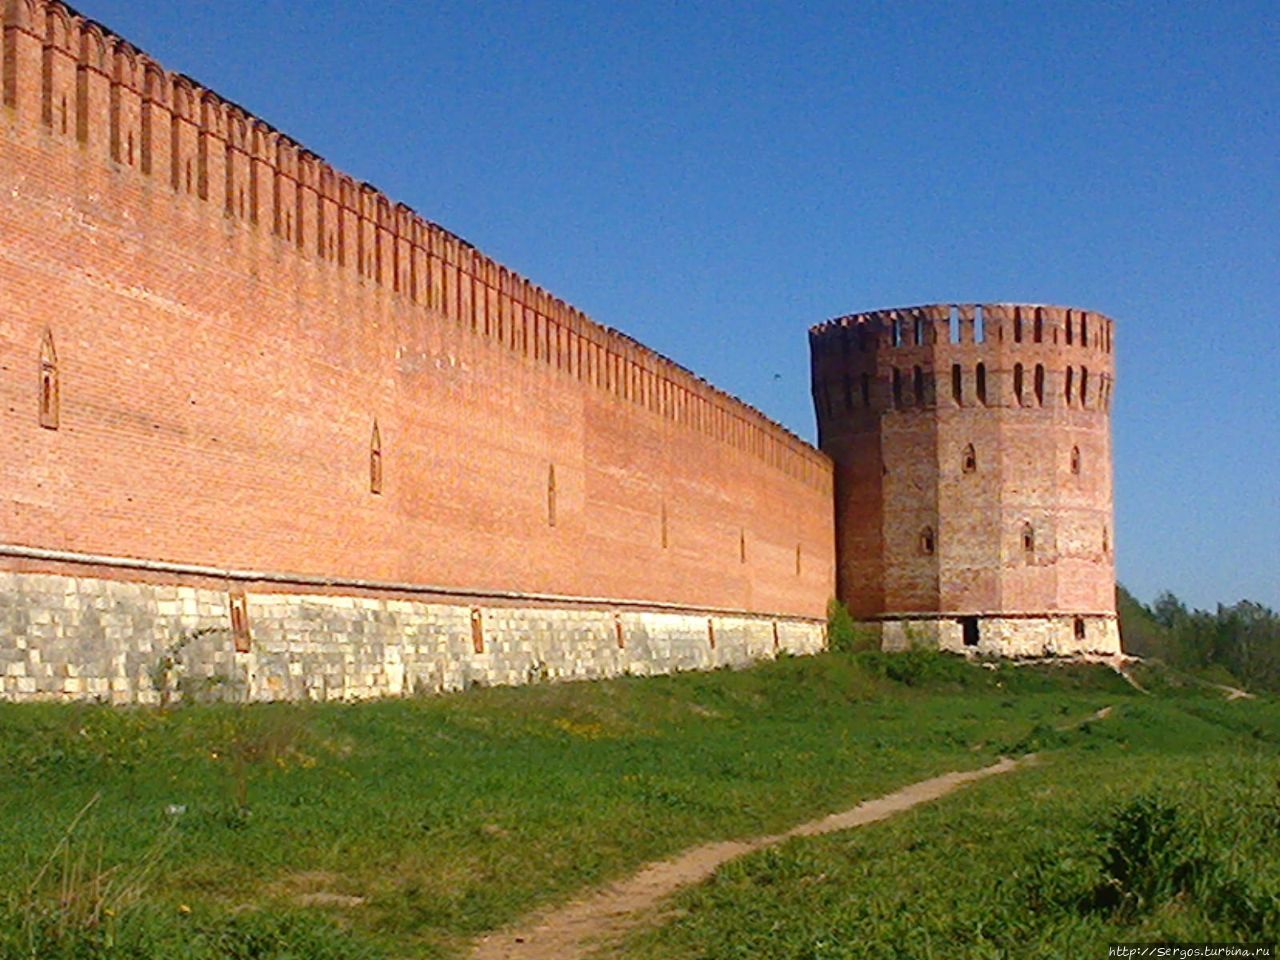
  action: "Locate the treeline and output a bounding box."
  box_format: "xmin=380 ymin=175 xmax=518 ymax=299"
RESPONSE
xmin=1118 ymin=586 xmax=1280 ymax=693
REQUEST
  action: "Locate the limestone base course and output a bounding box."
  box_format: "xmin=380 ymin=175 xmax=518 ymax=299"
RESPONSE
xmin=0 ymin=561 xmax=824 ymax=704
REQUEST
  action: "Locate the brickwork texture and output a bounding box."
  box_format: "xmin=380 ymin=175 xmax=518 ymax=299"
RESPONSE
xmin=810 ymin=303 xmax=1120 ymax=657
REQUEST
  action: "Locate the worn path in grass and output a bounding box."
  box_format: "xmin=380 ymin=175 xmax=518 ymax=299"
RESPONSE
xmin=470 ymin=704 xmax=1117 ymax=960
xmin=469 ymin=756 xmax=1029 ymax=960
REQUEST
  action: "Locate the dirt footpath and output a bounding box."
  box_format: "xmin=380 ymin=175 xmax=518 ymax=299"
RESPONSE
xmin=470 ymin=755 xmax=1031 ymax=960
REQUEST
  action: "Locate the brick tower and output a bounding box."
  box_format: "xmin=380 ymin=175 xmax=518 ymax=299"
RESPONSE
xmin=809 ymin=303 xmax=1121 ymax=656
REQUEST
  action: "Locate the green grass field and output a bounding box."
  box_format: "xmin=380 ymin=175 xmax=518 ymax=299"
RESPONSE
xmin=614 ymin=694 xmax=1280 ymax=960
xmin=0 ymin=651 xmax=1273 ymax=959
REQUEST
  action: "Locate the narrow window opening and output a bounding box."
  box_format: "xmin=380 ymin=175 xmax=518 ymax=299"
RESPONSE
xmin=547 ymin=464 xmax=557 ymax=527
xmin=614 ymin=612 xmax=625 ymax=649
xmin=919 ymin=526 xmax=935 ymax=556
xmin=1065 ymin=366 xmax=1075 ymax=406
xmin=1074 ymin=617 xmax=1086 ymax=642
xmin=739 ymin=528 xmax=747 ymax=564
xmin=1013 ymin=363 xmax=1024 ymax=404
xmin=1081 ymin=315 xmax=1089 ymax=347
xmin=369 ymin=420 xmax=383 ymax=494
xmin=708 ymin=618 xmax=716 ymax=650
xmin=948 ymin=305 xmax=960 ymax=344
xmin=60 ymin=94 xmax=68 ymax=134
xmin=976 ymin=363 xmax=987 ymax=406
xmin=1066 ymin=311 xmax=1074 ymax=345
xmin=1013 ymin=306 xmax=1023 ymax=343
xmin=961 ymin=616 xmax=980 ymax=647
xmin=229 ymin=591 xmax=251 ymax=653
xmin=39 ymin=330 xmax=59 ymax=430
xmin=1070 ymin=446 xmax=1081 ymax=475
xmin=962 ymin=443 xmax=977 ymax=474
xmin=913 ymin=365 xmax=925 ymax=407
xmin=470 ymin=608 xmax=484 ymax=654
xmin=795 ymin=543 xmax=802 ymax=577
xmin=951 ymin=363 xmax=962 ymax=406
xmin=1034 ymin=363 xmax=1045 ymax=405
xmin=892 ymin=316 xmax=903 ymax=347
xmin=1034 ymin=307 xmax=1044 ymax=343
xmin=1022 ymin=522 xmax=1036 ymax=557
xmin=1080 ymin=366 xmax=1089 ymax=407
xmin=975 ymin=305 xmax=986 ymax=343
xmin=913 ymin=316 xmax=925 ymax=346
xmin=892 ymin=368 xmax=902 ymax=409
xmin=1103 ymin=525 xmax=1110 ymax=554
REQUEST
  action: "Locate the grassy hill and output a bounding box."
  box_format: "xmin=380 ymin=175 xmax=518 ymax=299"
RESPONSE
xmin=0 ymin=651 xmax=1273 ymax=959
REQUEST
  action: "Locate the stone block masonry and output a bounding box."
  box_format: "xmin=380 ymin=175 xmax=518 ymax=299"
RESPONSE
xmin=0 ymin=565 xmax=824 ymax=704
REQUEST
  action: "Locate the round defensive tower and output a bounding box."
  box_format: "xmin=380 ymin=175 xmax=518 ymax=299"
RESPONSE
xmin=809 ymin=303 xmax=1120 ymax=656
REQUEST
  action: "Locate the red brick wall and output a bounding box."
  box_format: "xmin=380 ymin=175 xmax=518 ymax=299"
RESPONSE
xmin=0 ymin=0 xmax=834 ymax=620
xmin=812 ymin=303 xmax=1115 ymax=619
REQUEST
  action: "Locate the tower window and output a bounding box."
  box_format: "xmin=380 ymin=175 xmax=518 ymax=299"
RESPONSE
xmin=913 ymin=365 xmax=925 ymax=407
xmin=1034 ymin=364 xmax=1045 ymax=406
xmin=1065 ymin=366 xmax=1075 ymax=406
xmin=369 ymin=420 xmax=383 ymax=494
xmin=740 ymin=528 xmax=747 ymax=564
xmin=962 ymin=443 xmax=977 ymax=474
xmin=892 ymin=368 xmax=903 ymax=409
xmin=1013 ymin=307 xmax=1023 ymax=343
xmin=1080 ymin=366 xmax=1090 ymax=407
xmin=1013 ymin=363 xmax=1024 ymax=405
xmin=976 ymin=363 xmax=987 ymax=406
xmin=547 ymin=464 xmax=557 ymax=527
xmin=919 ymin=526 xmax=935 ymax=556
xmin=1022 ymin=523 xmax=1036 ymax=557
xmin=1034 ymin=307 xmax=1044 ymax=343
xmin=1074 ymin=617 xmax=1086 ymax=641
xmin=795 ymin=543 xmax=801 ymax=576
xmin=951 ymin=363 xmax=963 ymax=406
xmin=1070 ymin=446 xmax=1081 ymax=475
xmin=39 ymin=330 xmax=59 ymax=430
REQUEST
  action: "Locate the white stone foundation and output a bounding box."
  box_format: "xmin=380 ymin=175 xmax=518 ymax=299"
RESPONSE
xmin=0 ymin=571 xmax=826 ymax=704
xmin=875 ymin=614 xmax=1121 ymax=658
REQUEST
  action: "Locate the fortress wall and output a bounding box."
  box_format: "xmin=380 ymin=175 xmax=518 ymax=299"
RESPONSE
xmin=0 ymin=1 xmax=833 ymax=700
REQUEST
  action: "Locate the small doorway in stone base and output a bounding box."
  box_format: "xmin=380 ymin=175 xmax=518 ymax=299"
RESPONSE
xmin=960 ymin=616 xmax=980 ymax=648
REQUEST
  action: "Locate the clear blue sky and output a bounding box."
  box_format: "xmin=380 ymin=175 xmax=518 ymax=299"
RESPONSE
xmin=98 ymin=1 xmax=1278 ymax=610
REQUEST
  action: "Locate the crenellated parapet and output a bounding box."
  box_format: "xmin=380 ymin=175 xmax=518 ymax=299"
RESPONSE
xmin=1 ymin=0 xmax=831 ymax=492
xmin=810 ymin=303 xmax=1115 ymax=424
